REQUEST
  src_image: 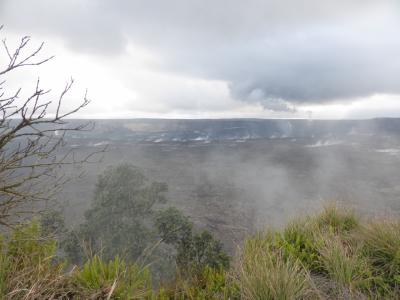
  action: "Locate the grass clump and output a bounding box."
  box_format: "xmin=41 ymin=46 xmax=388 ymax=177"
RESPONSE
xmin=158 ymin=266 xmax=238 ymax=300
xmin=73 ymin=255 xmax=152 ymax=299
xmin=317 ymin=235 xmax=374 ymax=297
xmin=236 ymin=235 xmax=315 ymax=300
xmin=272 ymin=204 xmax=359 ymax=272
xmin=359 ymin=219 xmax=400 ymax=290
xmin=233 ymin=204 xmax=399 ymax=298
xmin=313 ymin=204 xmax=359 ymax=234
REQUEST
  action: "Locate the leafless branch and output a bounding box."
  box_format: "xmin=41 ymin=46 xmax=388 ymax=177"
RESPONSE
xmin=0 ymin=26 xmax=105 ymax=227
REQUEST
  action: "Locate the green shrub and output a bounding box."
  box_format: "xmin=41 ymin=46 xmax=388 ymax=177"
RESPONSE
xmin=73 ymin=255 xmax=153 ymax=299
xmin=271 ymin=205 xmax=359 ymax=273
xmin=159 ymin=266 xmax=238 ymax=300
xmin=276 ymin=220 xmax=321 ymax=272
xmin=181 ymin=231 xmax=230 ymax=272
xmin=40 ymin=210 xmax=67 ymax=238
xmin=157 ymin=207 xmax=230 ymax=276
xmin=79 ymin=164 xmax=168 ymax=262
xmin=200 ymin=266 xmax=238 ymax=299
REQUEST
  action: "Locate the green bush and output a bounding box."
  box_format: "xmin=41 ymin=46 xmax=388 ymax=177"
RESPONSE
xmin=275 ymin=220 xmax=321 ymax=271
xmin=79 ymin=164 xmax=168 ymax=262
xmin=272 ymin=205 xmax=359 ymax=273
xmin=158 ymin=266 xmax=238 ymax=300
xmin=74 ymin=255 xmax=153 ymax=299
xmin=156 ymin=207 xmax=230 ymax=276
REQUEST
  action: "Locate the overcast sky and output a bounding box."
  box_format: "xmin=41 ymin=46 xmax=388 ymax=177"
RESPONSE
xmin=1 ymin=0 xmax=399 ymax=119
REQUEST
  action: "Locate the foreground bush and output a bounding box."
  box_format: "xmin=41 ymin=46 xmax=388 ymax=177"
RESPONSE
xmin=0 ymin=223 xmax=154 ymax=299
xmin=1 ymin=204 xmax=400 ymax=299
xmin=156 ymin=267 xmax=238 ymax=300
xmin=73 ymin=255 xmax=152 ymax=299
xmin=0 ymin=222 xmax=71 ymax=299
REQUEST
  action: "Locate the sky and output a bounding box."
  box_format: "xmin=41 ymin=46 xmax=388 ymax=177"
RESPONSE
xmin=0 ymin=0 xmax=400 ymax=119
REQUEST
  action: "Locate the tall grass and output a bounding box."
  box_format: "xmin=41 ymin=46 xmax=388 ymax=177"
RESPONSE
xmin=313 ymin=204 xmax=359 ymax=234
xmin=273 ymin=204 xmax=359 ymax=271
xmin=236 ymin=235 xmax=316 ymax=300
xmin=318 ymin=235 xmax=373 ymax=297
xmin=232 ymin=204 xmax=399 ymax=299
xmin=0 ymin=221 xmax=71 ymax=299
xmin=360 ymin=219 xmax=400 ymax=290
xmin=73 ymin=255 xmax=152 ymax=299
xmin=1 ymin=204 xmax=400 ymax=299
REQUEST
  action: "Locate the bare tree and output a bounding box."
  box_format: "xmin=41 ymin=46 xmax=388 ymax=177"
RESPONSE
xmin=0 ymin=25 xmax=103 ymax=227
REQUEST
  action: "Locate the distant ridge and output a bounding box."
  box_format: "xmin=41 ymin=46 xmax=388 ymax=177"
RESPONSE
xmin=64 ymin=118 xmax=400 ymax=143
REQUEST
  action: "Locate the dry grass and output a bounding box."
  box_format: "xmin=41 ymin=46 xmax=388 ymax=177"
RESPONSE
xmin=317 ymin=235 xmax=372 ymax=297
xmin=0 ymin=222 xmax=74 ymax=300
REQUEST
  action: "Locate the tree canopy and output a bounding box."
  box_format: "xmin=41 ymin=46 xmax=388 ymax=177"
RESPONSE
xmin=77 ymin=164 xmax=168 ymax=261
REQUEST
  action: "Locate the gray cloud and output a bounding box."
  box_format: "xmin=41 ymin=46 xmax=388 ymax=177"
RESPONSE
xmin=0 ymin=0 xmax=126 ymax=54
xmin=1 ymin=0 xmax=399 ymax=111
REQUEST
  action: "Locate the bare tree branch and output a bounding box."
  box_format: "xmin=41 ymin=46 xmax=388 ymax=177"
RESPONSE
xmin=0 ymin=26 xmax=105 ymax=227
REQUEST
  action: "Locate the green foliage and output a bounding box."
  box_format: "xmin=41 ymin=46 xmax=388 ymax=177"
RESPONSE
xmin=273 ymin=205 xmax=359 ymax=272
xmin=313 ymin=204 xmax=359 ymax=234
xmin=2 ymin=204 xmax=400 ymax=299
xmin=158 ymin=266 xmax=238 ymax=300
xmin=275 ymin=220 xmax=321 ymax=271
xmin=156 ymin=207 xmax=230 ymax=275
xmin=156 ymin=207 xmax=192 ymax=245
xmin=62 ymin=229 xmax=86 ymax=265
xmin=40 ymin=210 xmax=67 ymax=238
xmin=318 ymin=235 xmax=374 ymax=296
xmin=74 ymin=255 xmax=152 ymax=299
xmin=39 ymin=210 xmax=87 ymax=266
xmin=73 ymin=164 xmax=168 ymax=262
xmin=360 ymin=220 xmax=400 ymax=289
xmin=233 ymin=205 xmax=400 ymax=298
xmin=199 ymin=266 xmax=238 ymax=299
xmin=0 ymin=222 xmax=70 ymax=299
xmin=7 ymin=221 xmax=57 ymax=269
xmin=59 ymin=165 xmax=229 ymax=285
xmin=237 ymin=236 xmax=315 ymax=300
xmin=181 ymin=231 xmax=230 ymax=272
xmin=74 ymin=255 xmax=123 ymax=290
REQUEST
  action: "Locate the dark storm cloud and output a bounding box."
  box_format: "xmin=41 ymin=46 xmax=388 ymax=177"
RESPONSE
xmin=0 ymin=0 xmax=127 ymax=54
xmin=1 ymin=0 xmax=399 ymax=110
